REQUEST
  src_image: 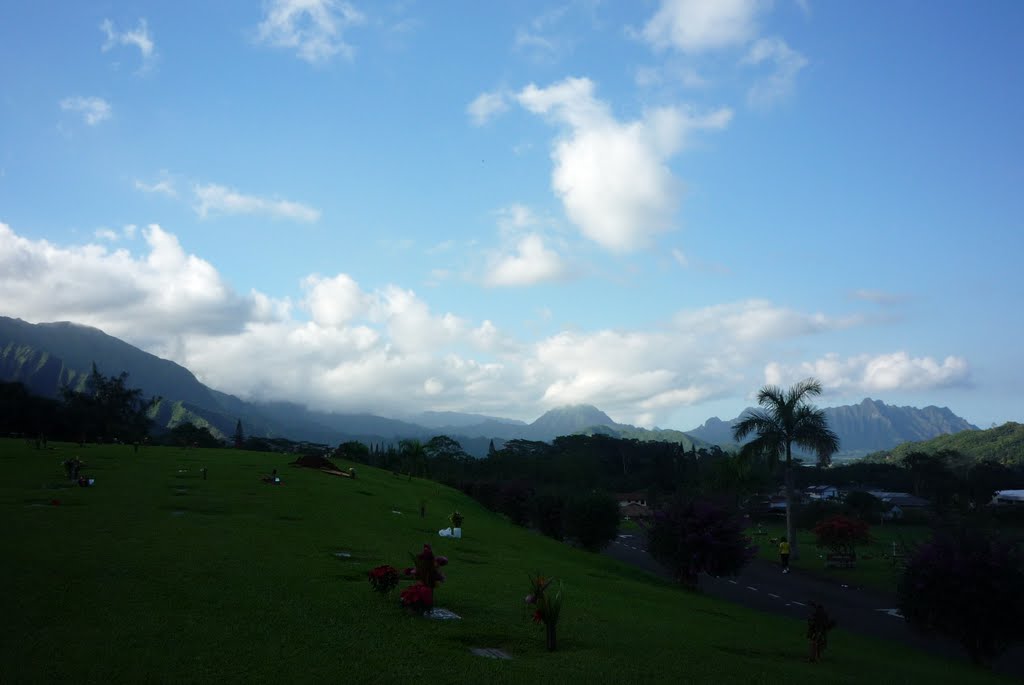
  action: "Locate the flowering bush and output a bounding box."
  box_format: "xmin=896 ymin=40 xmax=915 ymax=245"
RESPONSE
xmin=647 ymin=499 xmax=755 ymax=586
xmin=400 ymin=544 xmax=449 ymax=612
xmin=898 ymin=529 xmax=1024 ymax=666
xmin=525 ymin=572 xmax=564 ymax=650
xmin=368 ymin=565 xmax=399 ymax=595
xmin=813 ymin=515 xmax=870 ymax=556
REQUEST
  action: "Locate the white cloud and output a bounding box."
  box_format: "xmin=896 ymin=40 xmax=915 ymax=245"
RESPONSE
xmin=517 ymin=77 xmax=731 ymax=252
xmin=671 ymin=248 xmax=689 ymax=267
xmin=5 ymin=222 xmax=958 ymax=426
xmin=485 ymin=234 xmax=566 ymax=287
xmin=467 ymin=90 xmax=509 ymax=126
xmin=94 ymin=228 xmax=119 ymax=242
xmin=193 ymin=183 xmax=321 ymax=222
xmin=0 ymin=222 xmax=252 ymax=342
xmin=134 ymin=176 xmax=177 ymax=197
xmin=100 ymin=18 xmax=156 ymax=69
xmin=256 ymin=0 xmax=366 ymax=64
xmin=765 ymin=352 xmax=971 ymax=393
xmin=303 ymin=273 xmax=368 ymax=327
xmin=742 ymin=36 xmax=808 ymax=107
xmin=673 ymin=299 xmax=861 ymax=341
xmin=642 ymin=0 xmax=763 ymax=54
xmin=59 ymin=96 xmax=111 ymax=126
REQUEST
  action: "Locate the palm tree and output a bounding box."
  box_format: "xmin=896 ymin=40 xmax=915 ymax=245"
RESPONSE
xmin=399 ymin=438 xmax=427 ymax=480
xmin=732 ymin=379 xmax=839 ymax=560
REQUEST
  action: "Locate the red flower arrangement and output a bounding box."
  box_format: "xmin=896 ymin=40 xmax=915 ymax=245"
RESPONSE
xmin=525 ymin=573 xmax=564 ymax=651
xmin=368 ymin=565 xmax=399 ymax=595
xmin=400 ymin=544 xmax=449 ymax=612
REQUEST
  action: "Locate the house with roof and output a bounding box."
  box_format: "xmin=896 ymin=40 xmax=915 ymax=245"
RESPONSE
xmin=806 ymin=485 xmax=839 ymax=500
xmin=991 ymin=490 xmax=1024 ymax=506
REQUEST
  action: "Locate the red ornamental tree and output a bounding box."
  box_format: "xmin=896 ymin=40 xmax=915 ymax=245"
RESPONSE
xmin=813 ymin=515 xmax=870 ymax=557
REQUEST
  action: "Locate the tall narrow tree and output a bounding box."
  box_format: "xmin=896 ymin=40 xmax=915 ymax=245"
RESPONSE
xmin=233 ymin=419 xmax=245 ymax=449
xmin=732 ymin=379 xmax=839 ymax=560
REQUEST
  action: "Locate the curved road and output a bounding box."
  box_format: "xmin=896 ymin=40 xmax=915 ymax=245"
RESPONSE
xmin=605 ymin=533 xmax=1023 ymax=679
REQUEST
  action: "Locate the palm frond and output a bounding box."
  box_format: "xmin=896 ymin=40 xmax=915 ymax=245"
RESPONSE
xmin=732 ymin=410 xmax=778 ymax=442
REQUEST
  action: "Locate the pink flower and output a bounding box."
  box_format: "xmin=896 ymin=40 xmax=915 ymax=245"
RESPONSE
xmin=525 ymin=594 xmax=536 ymax=604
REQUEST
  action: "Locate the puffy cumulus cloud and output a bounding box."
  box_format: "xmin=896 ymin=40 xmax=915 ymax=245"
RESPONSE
xmin=2 ymin=222 xmax=923 ymax=426
xmin=193 ymin=183 xmax=321 ymax=222
xmin=303 ymin=273 xmax=368 ymax=326
xmin=256 ymin=0 xmax=366 ymax=64
xmin=0 ymin=222 xmax=253 ymax=343
xmin=517 ymin=77 xmax=731 ymax=252
xmin=59 ymin=96 xmax=111 ymax=126
xmin=642 ymin=0 xmax=763 ymax=54
xmin=467 ymin=90 xmax=509 ymax=126
xmin=765 ymin=352 xmax=971 ymax=393
xmin=485 ymin=234 xmax=566 ymax=287
xmin=742 ymin=36 xmax=808 ymax=107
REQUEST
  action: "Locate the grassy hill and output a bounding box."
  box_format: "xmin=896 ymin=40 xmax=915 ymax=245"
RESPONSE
xmin=867 ymin=421 xmax=1024 ymax=465
xmin=1 ymin=439 xmax=1010 ymax=683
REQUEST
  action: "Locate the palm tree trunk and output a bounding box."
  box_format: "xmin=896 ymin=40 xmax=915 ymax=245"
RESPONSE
xmin=785 ymin=444 xmax=799 ymax=561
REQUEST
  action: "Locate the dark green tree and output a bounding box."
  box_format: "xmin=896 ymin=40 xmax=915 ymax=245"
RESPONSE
xmin=233 ymin=419 xmax=245 ymax=449
xmin=61 ymin=364 xmax=156 ymax=443
xmin=844 ymin=490 xmax=887 ymax=523
xmin=733 ymin=379 xmax=839 ymax=560
xmin=563 ymin=491 xmax=620 ymax=551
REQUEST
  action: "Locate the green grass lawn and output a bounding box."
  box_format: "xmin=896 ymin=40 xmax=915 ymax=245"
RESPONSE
xmin=2 ymin=440 xmax=1012 ymax=684
xmin=750 ymin=520 xmax=930 ymax=593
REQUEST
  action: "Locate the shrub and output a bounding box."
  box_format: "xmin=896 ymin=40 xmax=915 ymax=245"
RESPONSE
xmin=807 ymin=602 xmax=837 ymax=663
xmin=647 ymin=499 xmax=755 ymax=585
xmin=563 ymin=491 xmax=620 ymax=551
xmin=796 ymin=500 xmax=847 ymax=530
xmin=898 ymin=529 xmax=1024 ymax=666
xmin=813 ymin=515 xmax=870 ymax=556
xmin=530 ymin=492 xmax=566 ymax=540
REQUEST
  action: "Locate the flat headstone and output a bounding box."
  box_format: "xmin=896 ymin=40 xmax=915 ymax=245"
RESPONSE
xmin=391 ymin=510 xmax=402 ymax=515
xmin=424 ymin=607 xmax=461 ymax=620
xmin=470 ymin=648 xmax=511 ymax=660
xmin=333 ymin=551 xmax=352 ymax=558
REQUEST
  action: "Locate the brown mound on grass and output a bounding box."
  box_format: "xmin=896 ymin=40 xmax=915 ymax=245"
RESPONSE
xmin=291 ymin=454 xmax=335 ymax=469
xmin=291 ymin=454 xmax=352 ymax=477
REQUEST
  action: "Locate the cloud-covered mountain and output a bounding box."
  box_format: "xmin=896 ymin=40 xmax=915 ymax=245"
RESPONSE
xmin=1 ymin=316 xmax=980 ymax=460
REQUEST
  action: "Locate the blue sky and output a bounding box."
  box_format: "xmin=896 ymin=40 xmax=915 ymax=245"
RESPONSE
xmin=1 ymin=1 xmax=1022 ymax=430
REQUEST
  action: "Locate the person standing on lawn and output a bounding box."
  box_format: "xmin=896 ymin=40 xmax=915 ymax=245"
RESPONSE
xmin=780 ymin=536 xmax=791 ymax=573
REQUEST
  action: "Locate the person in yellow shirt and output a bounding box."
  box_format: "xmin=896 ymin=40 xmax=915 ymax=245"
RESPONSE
xmin=779 ymin=536 xmax=791 ymax=574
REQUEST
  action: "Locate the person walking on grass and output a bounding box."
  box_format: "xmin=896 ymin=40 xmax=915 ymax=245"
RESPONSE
xmin=780 ymin=536 xmax=791 ymax=574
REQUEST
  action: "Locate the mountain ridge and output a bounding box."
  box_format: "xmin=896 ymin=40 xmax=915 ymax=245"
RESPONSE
xmin=0 ymin=316 xmax=983 ymax=458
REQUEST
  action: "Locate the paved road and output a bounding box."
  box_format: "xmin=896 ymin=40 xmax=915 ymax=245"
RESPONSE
xmin=606 ymin=533 xmax=1024 ymax=679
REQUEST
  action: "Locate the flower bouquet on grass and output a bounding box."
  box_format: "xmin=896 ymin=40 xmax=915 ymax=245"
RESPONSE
xmin=368 ymin=565 xmax=399 ymax=596
xmin=525 ymin=572 xmax=564 ymax=651
xmin=401 ymin=544 xmax=448 ymax=613
xmin=449 ymin=510 xmax=464 ymax=532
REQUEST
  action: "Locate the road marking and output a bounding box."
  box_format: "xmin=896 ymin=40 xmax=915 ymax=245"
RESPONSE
xmin=791 ymin=601 xmax=806 ymax=607
xmin=746 ymin=586 xmax=758 ymax=592
xmin=768 ymin=593 xmax=780 ymax=599
xmin=877 ymin=608 xmax=904 ymax=619
xmin=728 ymin=580 xmax=738 ymax=585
